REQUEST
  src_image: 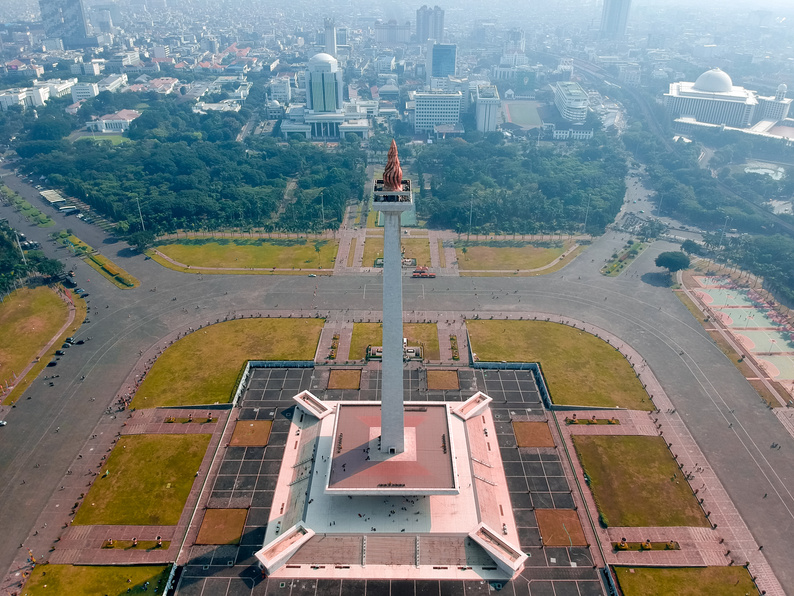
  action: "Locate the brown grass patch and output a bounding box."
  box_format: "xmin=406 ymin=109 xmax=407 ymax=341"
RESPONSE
xmin=230 ymin=420 xmax=272 ymax=447
xmin=535 ymin=509 xmax=587 ymax=546
xmin=328 ymin=369 xmax=361 ymax=390
xmin=427 ymin=370 xmax=459 ymax=390
xmin=513 ymin=421 xmax=555 ymax=448
xmin=195 ymin=509 xmax=248 ymax=545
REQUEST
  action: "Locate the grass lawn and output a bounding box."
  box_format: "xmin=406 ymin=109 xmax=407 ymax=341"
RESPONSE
xmin=155 ymin=238 xmax=338 ymax=270
xmin=535 ymin=509 xmax=587 ymax=546
xmin=230 ymin=420 xmax=272 ymax=446
xmin=131 ymin=318 xmax=324 ymax=408
xmin=0 ymin=287 xmax=67 ymax=385
xmin=426 ymin=370 xmax=459 ymax=390
xmin=467 ymin=320 xmax=651 ymax=410
xmin=362 ymin=237 xmax=432 ymax=268
xmin=573 ymin=435 xmax=709 ymax=528
xmin=513 ymin=421 xmax=555 ymax=448
xmin=456 ymin=240 xmax=571 ymax=271
xmin=75 ymin=134 xmax=130 ymax=145
xmin=74 ymin=434 xmax=211 ymax=526
xmin=196 ymin=509 xmax=248 ymax=545
xmin=503 ymin=101 xmax=542 ymax=127
xmin=23 ymin=565 xmax=170 ymax=596
xmin=614 ymin=566 xmax=757 ymax=596
xmin=328 ymin=369 xmax=362 ymax=389
xmin=348 ymin=322 xmax=440 ymax=360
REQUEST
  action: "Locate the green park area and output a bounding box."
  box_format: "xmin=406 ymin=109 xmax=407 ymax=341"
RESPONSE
xmin=573 ymin=435 xmax=709 ymax=528
xmin=614 ymin=566 xmax=757 ymax=596
xmin=503 ymin=101 xmax=542 ymax=127
xmin=363 ymin=237 xmax=431 ymax=268
xmin=56 ymin=232 xmax=139 ymax=288
xmin=456 ymin=240 xmax=573 ymax=271
xmin=23 ymin=564 xmax=170 ymax=596
xmin=0 ymin=287 xmax=67 ymax=388
xmin=349 ymin=322 xmax=440 ymax=360
xmin=1 ymin=184 xmax=55 ymax=227
xmin=153 ymin=237 xmax=339 ymax=271
xmin=467 ymin=320 xmax=651 ymax=410
xmin=74 ymin=433 xmax=211 ymax=525
xmin=131 ymin=318 xmax=324 ymax=408
xmin=75 ymin=133 xmax=130 ymax=146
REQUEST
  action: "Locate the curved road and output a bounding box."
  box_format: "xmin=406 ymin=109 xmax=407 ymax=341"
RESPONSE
xmin=1 ymin=176 xmax=793 ymax=593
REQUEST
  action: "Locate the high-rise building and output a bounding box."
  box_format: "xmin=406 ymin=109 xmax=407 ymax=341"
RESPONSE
xmin=306 ymin=53 xmax=343 ymax=114
xmin=475 ymin=85 xmax=500 ymax=132
xmin=375 ymin=20 xmax=411 ymax=44
xmin=416 ymin=5 xmax=444 ymax=42
xmin=413 ymin=90 xmax=462 ymax=132
xmin=39 ymin=0 xmax=91 ymax=47
xmin=324 ymin=18 xmax=337 ymax=56
xmin=599 ymin=0 xmax=631 ymax=40
xmin=427 ymin=42 xmax=456 ymax=84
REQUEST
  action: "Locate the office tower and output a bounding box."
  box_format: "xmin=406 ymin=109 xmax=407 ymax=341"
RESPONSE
xmin=416 ymin=5 xmax=444 ymax=42
xmin=306 ymin=52 xmax=343 ymax=114
xmin=600 ymin=0 xmax=631 ymax=40
xmin=39 ymin=0 xmax=90 ymax=46
xmin=427 ymin=42 xmax=456 ymax=82
xmin=324 ymin=18 xmax=336 ymax=56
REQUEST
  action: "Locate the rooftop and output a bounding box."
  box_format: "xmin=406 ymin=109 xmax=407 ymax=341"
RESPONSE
xmin=327 ymin=403 xmax=457 ymax=494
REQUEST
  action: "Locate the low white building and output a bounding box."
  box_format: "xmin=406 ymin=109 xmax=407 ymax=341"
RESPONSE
xmin=87 ymin=109 xmax=141 ymax=132
xmin=270 ymin=77 xmax=292 ymax=103
xmin=72 ymin=83 xmax=99 ymax=102
xmin=0 ymin=86 xmax=50 ymax=110
xmin=98 ymin=73 xmax=128 ymax=93
xmin=553 ymin=81 xmax=588 ymax=123
xmin=34 ymin=78 xmax=77 ymax=98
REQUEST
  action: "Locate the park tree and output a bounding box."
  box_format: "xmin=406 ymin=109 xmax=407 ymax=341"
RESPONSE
xmin=655 ymin=251 xmax=691 ymax=273
xmin=680 ymin=239 xmax=702 ymax=255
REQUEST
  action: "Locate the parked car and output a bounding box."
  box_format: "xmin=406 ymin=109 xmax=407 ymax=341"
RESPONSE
xmin=55 ymin=350 xmax=66 ymax=356
xmin=61 ymin=343 xmax=71 ymax=349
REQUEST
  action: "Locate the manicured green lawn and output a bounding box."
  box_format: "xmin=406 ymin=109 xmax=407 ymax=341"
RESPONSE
xmin=362 ymin=237 xmax=432 ymax=268
xmin=573 ymin=435 xmax=709 ymax=528
xmin=614 ymin=566 xmax=757 ymax=596
xmin=467 ymin=320 xmax=651 ymax=409
xmin=23 ymin=565 xmax=170 ymax=596
xmin=349 ymin=322 xmax=440 ymax=360
xmin=131 ymin=318 xmax=324 ymax=408
xmin=74 ymin=434 xmax=211 ymax=525
xmin=156 ymin=238 xmax=338 ymax=270
xmin=0 ymin=287 xmax=67 ymax=383
xmin=456 ymin=240 xmax=571 ymax=270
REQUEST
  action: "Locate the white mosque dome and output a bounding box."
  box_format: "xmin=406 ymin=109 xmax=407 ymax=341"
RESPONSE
xmin=693 ymin=68 xmax=734 ymax=93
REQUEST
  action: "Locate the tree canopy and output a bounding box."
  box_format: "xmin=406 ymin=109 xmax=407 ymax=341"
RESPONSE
xmin=655 ymin=251 xmax=691 ymax=273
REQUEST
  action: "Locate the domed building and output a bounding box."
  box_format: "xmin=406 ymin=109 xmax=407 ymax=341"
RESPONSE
xmin=664 ymin=68 xmax=758 ymax=127
xmin=664 ymin=68 xmax=791 ymax=129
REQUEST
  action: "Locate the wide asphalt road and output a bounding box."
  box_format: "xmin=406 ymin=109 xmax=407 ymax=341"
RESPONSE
xmin=1 ymin=176 xmax=792 ymax=593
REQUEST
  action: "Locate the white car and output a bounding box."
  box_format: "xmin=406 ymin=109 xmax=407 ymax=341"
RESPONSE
xmin=0 ymin=420 xmax=7 ymax=426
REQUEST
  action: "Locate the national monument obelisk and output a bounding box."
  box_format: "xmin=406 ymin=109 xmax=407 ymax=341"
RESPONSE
xmin=373 ymin=140 xmax=413 ymax=455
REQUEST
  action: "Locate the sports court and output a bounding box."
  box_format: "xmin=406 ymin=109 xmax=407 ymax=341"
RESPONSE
xmin=713 ymin=308 xmax=780 ymax=329
xmin=756 ymin=355 xmax=794 ymax=381
xmin=694 ymin=288 xmax=757 ymax=308
xmin=733 ymin=330 xmax=794 ymax=354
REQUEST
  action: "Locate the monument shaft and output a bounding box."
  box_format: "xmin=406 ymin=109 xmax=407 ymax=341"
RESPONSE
xmin=380 ymin=210 xmax=405 ymax=454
